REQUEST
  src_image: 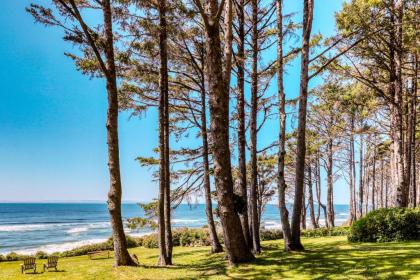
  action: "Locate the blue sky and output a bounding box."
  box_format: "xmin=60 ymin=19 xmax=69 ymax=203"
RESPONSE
xmin=0 ymin=0 xmax=348 ymax=203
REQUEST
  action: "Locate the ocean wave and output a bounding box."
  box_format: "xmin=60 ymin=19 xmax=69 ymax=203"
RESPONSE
xmin=263 ymin=221 xmax=282 ymax=230
xmin=0 ymin=221 xmax=111 ymax=233
xmin=172 ymin=219 xmax=204 ymax=224
xmin=66 ymin=227 xmax=89 ymax=234
xmin=9 ymin=238 xmax=109 ymax=255
xmin=0 ymin=224 xmax=52 ymax=232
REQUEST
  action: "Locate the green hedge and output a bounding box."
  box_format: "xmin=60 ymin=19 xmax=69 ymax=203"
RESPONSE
xmin=260 ymin=229 xmax=283 ymax=240
xmin=0 ymin=225 xmax=356 ymax=262
xmin=136 ymin=228 xmax=213 ymax=248
xmin=348 ymin=207 xmax=420 ymax=242
xmin=60 ymin=235 xmax=138 ymax=257
xmin=302 ymin=227 xmax=349 ymax=238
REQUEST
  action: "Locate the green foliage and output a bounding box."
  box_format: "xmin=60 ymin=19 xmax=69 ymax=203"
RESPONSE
xmin=258 ymin=227 xmax=349 ymax=240
xmin=127 ymin=217 xmax=158 ymax=230
xmin=137 ymin=234 xmax=159 ymax=249
xmin=5 ymin=252 xmax=29 ymax=261
xmin=60 ymin=235 xmax=138 ymax=257
xmin=173 ymin=228 xmax=212 ymax=247
xmin=348 ymin=208 xmax=420 ymax=243
xmin=137 ymin=228 xmax=213 ymax=249
xmin=302 ymin=227 xmax=350 ymax=238
xmin=35 ymin=251 xmax=49 ymax=259
xmin=260 ymin=229 xmax=283 ymax=241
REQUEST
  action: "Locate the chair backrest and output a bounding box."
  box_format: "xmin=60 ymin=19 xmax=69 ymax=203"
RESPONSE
xmin=24 ymin=257 xmax=36 ymax=266
xmin=48 ymin=256 xmax=58 ymax=265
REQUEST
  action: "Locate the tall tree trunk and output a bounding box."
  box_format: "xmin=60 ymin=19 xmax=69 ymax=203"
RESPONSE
xmin=164 ymin=95 xmax=172 ymax=264
xmin=410 ymin=54 xmax=417 ymax=206
xmin=307 ymin=161 xmax=317 ymax=228
xmin=390 ymin=0 xmax=407 ymax=207
xmin=290 ymin=0 xmax=313 ymax=250
xmin=315 ymin=151 xmax=321 ymax=225
xmin=250 ymin=0 xmax=261 ymax=254
xmin=158 ymin=0 xmax=169 ymax=265
xmin=372 ymin=144 xmax=376 ymax=211
xmin=315 ymin=153 xmax=328 ymax=228
xmin=358 ymin=134 xmax=364 ymax=218
xmin=102 ymin=0 xmax=136 ymax=267
xmin=385 ymin=173 xmax=389 ymax=208
xmin=201 ymin=0 xmax=254 ymax=264
xmin=326 ymin=139 xmax=335 ymax=228
xmin=365 ymin=162 xmax=370 ymax=214
xmin=276 ymin=0 xmax=293 ymax=251
xmin=348 ymin=116 xmax=356 ymax=224
xmin=352 ymin=128 xmax=357 ymax=218
xmin=235 ymin=0 xmax=251 ymax=248
xmin=301 ymin=183 xmax=307 ymax=230
xmin=200 ymin=79 xmax=223 ymax=253
xmin=380 ymin=158 xmax=384 ymax=208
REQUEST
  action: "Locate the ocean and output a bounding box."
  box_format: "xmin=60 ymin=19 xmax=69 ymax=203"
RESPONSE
xmin=0 ymin=203 xmax=349 ymax=255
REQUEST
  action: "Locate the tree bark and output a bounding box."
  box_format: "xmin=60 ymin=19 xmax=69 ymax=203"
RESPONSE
xmin=200 ymin=0 xmax=254 ymax=264
xmin=315 ymin=151 xmax=321 ymax=225
xmin=410 ymin=54 xmax=417 ymax=206
xmin=102 ymin=0 xmax=136 ymax=267
xmin=200 ymin=77 xmax=223 ymax=253
xmin=372 ymin=143 xmax=376 ymax=211
xmin=390 ymin=0 xmax=407 ymax=207
xmin=326 ymin=139 xmax=335 ymax=228
xmin=348 ymin=116 xmax=356 ymax=224
xmin=158 ymin=0 xmax=169 ymax=266
xmin=358 ymin=134 xmax=364 ymax=218
xmin=380 ymin=157 xmax=384 ymax=208
xmin=235 ymin=0 xmax=251 ymax=248
xmin=301 ymin=182 xmax=307 ymax=230
xmin=290 ymin=0 xmax=313 ymax=250
xmin=276 ymin=0 xmax=293 ymax=251
xmin=307 ymin=161 xmax=317 ymax=228
xmin=365 ymin=160 xmax=370 ymax=214
xmin=250 ymin=0 xmax=261 ymax=254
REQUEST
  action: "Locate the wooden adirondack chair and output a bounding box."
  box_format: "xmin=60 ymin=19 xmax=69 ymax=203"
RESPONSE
xmin=43 ymin=256 xmax=59 ymax=272
xmin=21 ymin=257 xmax=36 ymax=274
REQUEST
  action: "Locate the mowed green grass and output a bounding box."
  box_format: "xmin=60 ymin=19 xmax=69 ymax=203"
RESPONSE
xmin=1 ymin=236 xmax=419 ymax=279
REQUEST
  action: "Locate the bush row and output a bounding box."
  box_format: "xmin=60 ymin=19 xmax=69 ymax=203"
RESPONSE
xmin=137 ymin=227 xmax=214 ymax=248
xmin=348 ymin=207 xmax=420 ymax=242
xmin=0 ymin=236 xmax=138 ymax=262
xmin=302 ymin=226 xmax=350 ymax=237
xmin=0 ymin=224 xmax=356 ymax=262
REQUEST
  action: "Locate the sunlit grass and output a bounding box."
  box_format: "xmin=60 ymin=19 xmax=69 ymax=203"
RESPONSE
xmin=1 ymin=236 xmax=419 ymax=279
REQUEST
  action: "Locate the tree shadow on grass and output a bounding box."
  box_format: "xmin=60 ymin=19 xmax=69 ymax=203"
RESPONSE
xmin=136 ymin=248 xmax=229 ymax=279
xmin=232 ymin=239 xmax=420 ymax=280
xmin=131 ymin=239 xmax=419 ymax=279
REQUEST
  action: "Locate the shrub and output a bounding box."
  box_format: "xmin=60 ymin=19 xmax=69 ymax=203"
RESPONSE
xmin=348 ymin=207 xmax=420 ymax=243
xmin=302 ymin=227 xmax=349 ymax=238
xmin=35 ymin=251 xmax=49 ymax=259
xmin=138 ymin=234 xmax=159 ymax=249
xmin=60 ymin=240 xmax=113 ymax=257
xmin=0 ymin=255 xmax=4 ymax=262
xmin=5 ymin=252 xmax=28 ymax=261
xmin=260 ymin=229 xmax=283 ymax=241
xmin=137 ymin=228 xmax=214 ymax=248
xmin=60 ymin=235 xmax=138 ymax=257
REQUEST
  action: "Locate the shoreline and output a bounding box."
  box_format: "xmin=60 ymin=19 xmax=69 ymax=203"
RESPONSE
xmin=0 ymin=231 xmax=154 ymax=256
xmin=1 ymin=219 xmax=348 ymax=256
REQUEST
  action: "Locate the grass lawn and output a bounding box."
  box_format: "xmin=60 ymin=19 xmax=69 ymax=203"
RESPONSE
xmin=1 ymin=236 xmax=419 ymax=279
